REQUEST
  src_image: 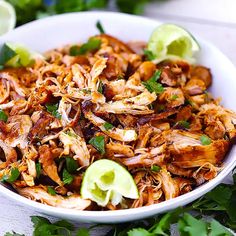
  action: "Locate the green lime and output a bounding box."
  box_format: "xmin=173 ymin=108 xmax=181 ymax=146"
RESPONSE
xmin=81 ymin=159 xmax=139 ymax=207
xmin=0 ymin=0 xmax=16 ymax=36
xmin=148 ymin=24 xmax=200 ymax=63
xmin=1 ymin=42 xmax=43 ymax=67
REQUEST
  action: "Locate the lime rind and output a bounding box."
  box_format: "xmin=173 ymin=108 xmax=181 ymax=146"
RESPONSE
xmin=0 ymin=0 xmax=16 ymax=36
xmin=81 ymin=159 xmax=139 ymax=207
xmin=4 ymin=42 xmax=44 ymax=67
xmin=148 ymin=23 xmax=200 ymax=63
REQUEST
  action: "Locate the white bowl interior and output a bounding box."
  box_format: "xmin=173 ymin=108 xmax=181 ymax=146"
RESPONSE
xmin=0 ymin=12 xmax=236 ymax=223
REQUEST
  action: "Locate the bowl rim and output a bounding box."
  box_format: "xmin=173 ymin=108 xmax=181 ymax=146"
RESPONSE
xmin=0 ymin=11 xmax=236 ymax=222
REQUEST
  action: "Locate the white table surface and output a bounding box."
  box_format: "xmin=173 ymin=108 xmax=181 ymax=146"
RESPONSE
xmin=1 ymin=0 xmax=236 ymax=235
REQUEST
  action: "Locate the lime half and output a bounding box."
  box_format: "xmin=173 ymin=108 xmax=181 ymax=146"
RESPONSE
xmin=81 ymin=159 xmax=139 ymax=207
xmin=0 ymin=0 xmax=16 ymax=36
xmin=148 ymin=24 xmax=200 ymax=63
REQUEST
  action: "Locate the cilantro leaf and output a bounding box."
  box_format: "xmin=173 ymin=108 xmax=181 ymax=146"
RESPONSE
xmin=151 ymin=165 xmax=161 ymax=172
xmin=0 ymin=43 xmax=17 ymax=66
xmin=47 ymin=186 xmax=56 ymax=196
xmin=209 ymin=220 xmax=233 ymax=236
xmin=177 ymin=120 xmax=190 ymax=129
xmin=65 ymin=157 xmax=79 ymax=174
xmin=1 ymin=168 xmax=20 ymax=183
xmin=62 ymin=168 xmax=74 ymax=185
xmin=142 ymin=70 xmax=164 ymax=94
xmin=128 ymin=228 xmax=152 ymax=236
xmin=31 ymin=216 xmax=51 ymax=228
xmin=97 ymin=80 xmax=103 ymax=94
xmin=171 ymin=94 xmax=179 ymax=100
xmin=178 ymin=213 xmax=208 ymax=236
xmin=151 ymin=208 xmax=183 ymax=235
xmin=89 ymin=135 xmax=105 ymax=154
xmin=0 ymin=109 xmax=8 ymax=122
xmin=143 ymin=49 xmax=155 ymax=61
xmin=54 ymin=220 xmax=74 ymax=231
xmin=70 ymin=38 xmax=101 ymax=56
xmin=69 ymin=45 xmax=80 ymax=56
xmin=103 ymin=122 xmax=114 ymax=131
xmin=96 ymin=20 xmax=105 ymax=34
xmin=200 ymin=135 xmax=212 ymax=145
xmin=45 ymin=103 xmax=61 ymax=119
xmin=76 ymin=228 xmax=90 ymax=236
xmin=35 ymin=162 xmax=41 ymax=178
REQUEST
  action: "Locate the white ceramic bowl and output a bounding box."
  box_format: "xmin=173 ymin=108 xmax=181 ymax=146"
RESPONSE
xmin=0 ymin=12 xmax=236 ymax=223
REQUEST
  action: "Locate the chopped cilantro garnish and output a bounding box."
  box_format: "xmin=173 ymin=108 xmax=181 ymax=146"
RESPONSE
xmin=97 ymin=81 xmax=103 ymax=94
xmin=0 ymin=109 xmax=8 ymax=122
xmin=151 ymin=165 xmax=161 ymax=172
xmin=65 ymin=157 xmax=79 ymax=174
xmin=69 ymin=45 xmax=80 ymax=56
xmin=103 ymin=122 xmax=114 ymax=131
xmin=1 ymin=168 xmax=20 ymax=183
xmin=45 ymin=103 xmax=61 ymax=119
xmin=143 ymin=49 xmax=155 ymax=60
xmin=142 ymin=70 xmax=164 ymax=94
xmin=177 ymin=120 xmax=190 ymax=129
xmin=62 ymin=168 xmax=74 ymax=185
xmin=96 ymin=20 xmax=105 ymax=34
xmin=35 ymin=163 xmax=41 ymax=178
xmin=171 ymin=94 xmax=179 ymax=100
xmin=69 ymin=38 xmax=101 ymax=56
xmin=47 ymin=186 xmax=56 ymax=196
xmin=89 ymin=135 xmax=105 ymax=155
xmin=200 ymin=135 xmax=212 ymax=145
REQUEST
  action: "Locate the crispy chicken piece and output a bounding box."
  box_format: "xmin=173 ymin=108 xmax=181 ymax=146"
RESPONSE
xmin=0 ymin=140 xmax=17 ymax=164
xmin=106 ymin=141 xmax=134 ymax=158
xmin=159 ymin=87 xmax=185 ymax=108
xmin=59 ymin=128 xmax=90 ymax=166
xmin=83 ymin=110 xmax=137 ymax=142
xmin=185 ymin=78 xmax=206 ymax=95
xmin=160 ymin=67 xmax=177 ymax=86
xmin=190 ymin=65 xmax=212 ymax=88
xmin=199 ymin=103 xmax=236 ymax=139
xmin=132 ymin=170 xmax=162 ymax=208
xmin=5 ymin=115 xmax=32 ymax=148
xmin=97 ymin=34 xmax=134 ymax=53
xmin=167 ymin=130 xmax=229 ymax=168
xmin=28 ymin=111 xmax=53 ymax=142
xmin=136 ymin=124 xmax=153 ymax=148
xmin=137 ymin=61 xmax=156 ymax=81
xmin=118 ymin=144 xmax=166 ymax=168
xmin=166 ymin=163 xmax=193 ymax=178
xmin=39 ymin=145 xmax=63 ymax=186
xmin=0 ymin=79 xmax=10 ymax=104
xmin=158 ymin=167 xmax=179 ymax=200
xmin=173 ymin=177 xmax=192 ymax=195
xmin=17 ymin=186 xmax=91 ymax=210
xmin=97 ymin=90 xmax=156 ymax=115
xmin=0 ymin=72 xmax=27 ymax=97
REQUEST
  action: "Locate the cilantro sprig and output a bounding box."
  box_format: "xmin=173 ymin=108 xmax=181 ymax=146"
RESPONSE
xmin=142 ymin=70 xmax=164 ymax=94
xmin=89 ymin=135 xmax=105 ymax=155
xmin=5 ymin=172 xmax=236 ymax=236
xmin=45 ymin=103 xmax=61 ymax=119
xmin=69 ymin=38 xmax=101 ymax=56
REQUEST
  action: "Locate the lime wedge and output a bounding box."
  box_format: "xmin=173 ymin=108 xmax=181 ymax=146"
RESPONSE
xmin=148 ymin=24 xmax=200 ymax=63
xmin=81 ymin=159 xmax=139 ymax=207
xmin=0 ymin=0 xmax=16 ymax=36
xmin=0 ymin=42 xmax=43 ymax=67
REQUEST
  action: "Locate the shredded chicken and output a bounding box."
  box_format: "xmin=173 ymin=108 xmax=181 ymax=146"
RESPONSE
xmin=0 ymin=33 xmax=235 ymax=211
